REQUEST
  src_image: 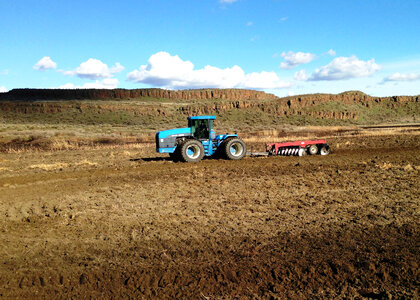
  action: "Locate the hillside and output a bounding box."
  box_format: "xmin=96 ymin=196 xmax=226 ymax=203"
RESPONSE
xmin=0 ymin=88 xmax=418 ymax=130
xmin=0 ymin=88 xmax=278 ymax=101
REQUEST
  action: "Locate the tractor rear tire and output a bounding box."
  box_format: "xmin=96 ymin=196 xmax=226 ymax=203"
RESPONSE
xmin=179 ymin=139 xmax=205 ymax=162
xmin=308 ymin=144 xmax=318 ymax=155
xmin=223 ymin=138 xmax=246 ymax=160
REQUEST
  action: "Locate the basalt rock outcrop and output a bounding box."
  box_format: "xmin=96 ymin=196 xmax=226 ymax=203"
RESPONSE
xmin=284 ymin=91 xmax=419 ymax=108
xmin=0 ymin=89 xmax=418 ymax=123
xmin=0 ymin=88 xmax=278 ymax=101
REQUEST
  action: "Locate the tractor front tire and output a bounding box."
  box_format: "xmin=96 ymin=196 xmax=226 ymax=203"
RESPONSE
xmin=179 ymin=139 xmax=205 ymax=163
xmin=223 ymin=138 xmax=246 ymax=160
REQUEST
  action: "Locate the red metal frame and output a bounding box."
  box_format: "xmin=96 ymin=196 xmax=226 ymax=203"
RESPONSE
xmin=266 ymin=139 xmax=327 ymax=153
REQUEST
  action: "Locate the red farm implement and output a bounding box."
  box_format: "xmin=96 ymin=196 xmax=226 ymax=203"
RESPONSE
xmin=266 ymin=139 xmax=331 ymax=156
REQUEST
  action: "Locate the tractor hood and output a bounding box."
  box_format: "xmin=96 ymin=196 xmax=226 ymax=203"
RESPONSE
xmin=156 ymin=127 xmax=191 ymax=139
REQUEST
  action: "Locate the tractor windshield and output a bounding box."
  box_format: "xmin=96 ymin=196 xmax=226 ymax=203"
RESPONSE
xmin=189 ymin=119 xmax=213 ymax=139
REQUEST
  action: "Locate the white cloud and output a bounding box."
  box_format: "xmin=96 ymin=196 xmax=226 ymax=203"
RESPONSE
xmin=83 ymin=78 xmax=120 ymax=89
xmin=1 ymin=69 xmax=9 ymax=75
xmin=246 ymin=21 xmax=253 ymax=26
xmin=310 ymin=55 xmax=381 ymax=81
xmin=0 ymin=86 xmax=7 ymax=93
xmin=58 ymin=83 xmax=77 ymax=89
xmin=58 ymin=78 xmax=119 ymax=89
xmin=383 ymin=72 xmax=420 ymax=82
xmin=280 ymin=51 xmax=316 ymax=69
xmin=243 ymin=71 xmax=292 ymax=89
xmin=327 ymin=49 xmax=336 ymax=56
xmin=220 ymin=0 xmax=238 ymax=3
xmin=294 ymin=70 xmax=308 ymax=81
xmin=279 ymin=17 xmax=288 ymax=22
xmin=62 ymin=59 xmax=124 ymax=80
xmin=127 ymin=51 xmax=291 ymax=90
xmin=33 ymin=56 xmax=57 ymax=71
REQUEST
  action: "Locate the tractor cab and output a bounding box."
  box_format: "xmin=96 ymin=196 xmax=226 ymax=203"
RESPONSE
xmin=188 ymin=116 xmax=216 ymax=140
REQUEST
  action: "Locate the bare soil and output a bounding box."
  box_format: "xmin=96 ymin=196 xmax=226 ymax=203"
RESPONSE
xmin=0 ymin=134 xmax=419 ymax=299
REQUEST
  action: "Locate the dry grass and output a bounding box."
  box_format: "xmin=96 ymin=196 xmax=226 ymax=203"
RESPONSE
xmin=29 ymin=162 xmax=70 ymax=171
xmin=1 ymin=123 xmax=419 ymax=154
xmin=1 ymin=136 xmax=153 ymax=153
xmin=3 ymin=147 xmax=40 ymax=154
xmin=76 ymin=159 xmax=98 ymax=167
xmin=28 ymin=159 xmax=98 ymax=171
xmin=244 ymin=126 xmax=420 ymax=143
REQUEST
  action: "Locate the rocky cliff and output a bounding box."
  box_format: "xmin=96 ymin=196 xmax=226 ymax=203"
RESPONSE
xmin=0 ymin=88 xmax=278 ymax=101
xmin=0 ymin=89 xmax=418 ymax=125
xmin=285 ymin=91 xmax=419 ymax=108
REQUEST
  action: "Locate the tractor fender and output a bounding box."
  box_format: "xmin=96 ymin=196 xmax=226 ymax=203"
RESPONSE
xmin=214 ymin=134 xmax=238 ymax=142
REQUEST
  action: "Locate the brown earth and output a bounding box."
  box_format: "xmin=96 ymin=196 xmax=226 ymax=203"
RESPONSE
xmin=0 ymin=133 xmax=419 ymax=299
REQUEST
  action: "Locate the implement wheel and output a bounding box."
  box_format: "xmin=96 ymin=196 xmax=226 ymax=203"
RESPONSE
xmin=319 ymin=144 xmax=331 ymax=155
xmin=308 ymin=144 xmax=318 ymax=155
xmin=179 ymin=139 xmax=205 ymax=162
xmin=223 ymin=138 xmax=246 ymax=160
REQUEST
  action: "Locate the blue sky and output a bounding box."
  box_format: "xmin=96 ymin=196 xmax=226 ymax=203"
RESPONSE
xmin=1 ymin=0 xmax=419 ymax=97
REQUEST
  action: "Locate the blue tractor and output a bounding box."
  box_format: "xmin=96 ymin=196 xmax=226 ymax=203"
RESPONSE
xmin=155 ymin=115 xmax=247 ymax=162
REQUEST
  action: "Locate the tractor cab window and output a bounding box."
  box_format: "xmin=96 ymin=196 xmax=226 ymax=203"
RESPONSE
xmin=189 ymin=119 xmax=213 ymax=139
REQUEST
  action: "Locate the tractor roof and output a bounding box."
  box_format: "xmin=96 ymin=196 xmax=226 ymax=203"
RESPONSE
xmin=188 ymin=116 xmax=216 ymax=120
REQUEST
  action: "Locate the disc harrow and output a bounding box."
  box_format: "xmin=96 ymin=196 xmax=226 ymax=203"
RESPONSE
xmin=274 ymin=146 xmax=307 ymax=156
xmin=266 ymin=139 xmax=330 ymax=157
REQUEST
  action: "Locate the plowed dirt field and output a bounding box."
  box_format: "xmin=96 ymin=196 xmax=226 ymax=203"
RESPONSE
xmin=0 ymin=134 xmax=419 ymax=299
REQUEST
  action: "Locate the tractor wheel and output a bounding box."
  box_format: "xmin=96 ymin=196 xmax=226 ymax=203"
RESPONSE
xmin=319 ymin=144 xmax=331 ymax=155
xmin=223 ymin=138 xmax=246 ymax=160
xmin=179 ymin=139 xmax=205 ymax=162
xmin=308 ymin=144 xmax=318 ymax=155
